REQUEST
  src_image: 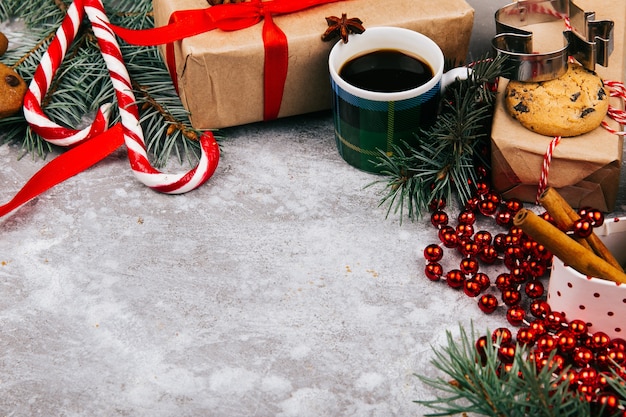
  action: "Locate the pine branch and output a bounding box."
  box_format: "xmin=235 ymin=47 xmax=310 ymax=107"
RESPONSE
xmin=0 ymin=0 xmax=213 ymax=168
xmin=369 ymin=54 xmax=506 ymax=222
xmin=415 ymin=325 xmax=597 ymax=417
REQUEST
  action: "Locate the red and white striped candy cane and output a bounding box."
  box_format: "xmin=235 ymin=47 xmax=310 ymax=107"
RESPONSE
xmin=23 ymin=0 xmax=219 ymax=194
xmin=23 ymin=1 xmax=111 ymax=147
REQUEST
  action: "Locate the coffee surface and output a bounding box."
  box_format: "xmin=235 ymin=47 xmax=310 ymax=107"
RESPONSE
xmin=339 ymin=49 xmax=433 ymax=93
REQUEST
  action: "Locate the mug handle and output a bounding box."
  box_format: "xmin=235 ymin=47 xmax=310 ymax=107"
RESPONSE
xmin=441 ymin=67 xmax=472 ymax=91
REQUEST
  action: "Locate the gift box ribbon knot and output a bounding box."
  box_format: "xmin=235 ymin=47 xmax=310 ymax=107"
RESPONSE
xmin=110 ymin=0 xmax=345 ymax=121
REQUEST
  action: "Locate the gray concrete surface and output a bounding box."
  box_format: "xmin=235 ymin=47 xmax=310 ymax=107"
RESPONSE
xmin=0 ymin=1 xmax=624 ymax=416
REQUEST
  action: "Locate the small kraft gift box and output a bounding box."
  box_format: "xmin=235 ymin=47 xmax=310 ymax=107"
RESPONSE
xmin=490 ymin=0 xmax=626 ymax=212
xmin=152 ymin=0 xmax=474 ymax=130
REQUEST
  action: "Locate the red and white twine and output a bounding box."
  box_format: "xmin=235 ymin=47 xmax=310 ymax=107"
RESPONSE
xmin=532 ymin=8 xmax=626 ymax=201
xmin=23 ymin=0 xmax=219 ymax=194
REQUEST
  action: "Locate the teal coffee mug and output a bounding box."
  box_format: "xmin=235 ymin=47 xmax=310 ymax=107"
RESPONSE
xmin=329 ymin=27 xmax=469 ymax=173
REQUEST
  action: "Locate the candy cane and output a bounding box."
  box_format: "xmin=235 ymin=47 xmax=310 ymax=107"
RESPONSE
xmin=22 ymin=1 xmax=111 ymax=147
xmin=23 ymin=0 xmax=219 ymax=194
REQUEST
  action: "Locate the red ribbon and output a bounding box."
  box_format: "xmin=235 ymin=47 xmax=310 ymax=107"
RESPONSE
xmin=110 ymin=0 xmax=344 ymax=121
xmin=0 ymin=124 xmax=125 ymax=217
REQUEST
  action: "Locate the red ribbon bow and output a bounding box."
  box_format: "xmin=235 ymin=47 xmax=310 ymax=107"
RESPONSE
xmin=111 ymin=0 xmax=344 ymax=121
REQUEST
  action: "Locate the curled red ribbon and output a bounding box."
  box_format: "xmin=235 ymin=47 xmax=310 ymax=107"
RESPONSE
xmin=110 ymin=0 xmax=344 ymax=121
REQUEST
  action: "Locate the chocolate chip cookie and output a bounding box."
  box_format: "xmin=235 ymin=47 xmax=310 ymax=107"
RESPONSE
xmin=505 ymin=63 xmax=609 ymax=137
xmin=0 ymin=63 xmax=27 ymax=119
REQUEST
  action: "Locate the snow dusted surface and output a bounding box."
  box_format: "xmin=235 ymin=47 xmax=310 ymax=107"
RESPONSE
xmin=0 ymin=110 xmax=514 ymax=416
xmin=1 ymin=0 xmax=625 ymax=415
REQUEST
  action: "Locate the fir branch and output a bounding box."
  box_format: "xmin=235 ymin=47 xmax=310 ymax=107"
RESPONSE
xmin=369 ymin=55 xmax=506 ymax=222
xmin=415 ymin=325 xmax=596 ymax=417
xmin=0 ymin=0 xmax=213 ymax=168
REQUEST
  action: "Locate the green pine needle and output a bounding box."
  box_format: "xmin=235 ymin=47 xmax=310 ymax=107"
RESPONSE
xmin=0 ymin=0 xmax=213 ymax=168
xmin=369 ymin=54 xmax=506 ymax=222
xmin=414 ymin=325 xmax=614 ymax=417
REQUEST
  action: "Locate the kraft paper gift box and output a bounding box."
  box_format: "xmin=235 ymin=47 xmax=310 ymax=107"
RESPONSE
xmin=153 ymin=0 xmax=474 ymax=129
xmin=491 ymin=0 xmax=625 ymax=212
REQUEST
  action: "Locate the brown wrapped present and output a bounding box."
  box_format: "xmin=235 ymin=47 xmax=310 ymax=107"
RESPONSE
xmin=152 ymin=0 xmax=474 ymax=129
xmin=491 ymin=0 xmax=625 ymax=212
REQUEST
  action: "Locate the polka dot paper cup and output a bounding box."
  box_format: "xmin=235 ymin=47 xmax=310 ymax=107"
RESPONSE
xmin=548 ymin=216 xmax=626 ymax=339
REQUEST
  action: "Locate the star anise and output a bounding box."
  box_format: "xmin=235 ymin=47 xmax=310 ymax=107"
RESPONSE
xmin=321 ymin=13 xmax=365 ymax=43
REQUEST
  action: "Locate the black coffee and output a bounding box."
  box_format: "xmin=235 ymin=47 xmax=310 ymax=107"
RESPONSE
xmin=339 ymin=49 xmax=433 ymax=93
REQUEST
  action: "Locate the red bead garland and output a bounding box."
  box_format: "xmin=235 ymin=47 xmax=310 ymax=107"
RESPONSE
xmin=423 ymin=174 xmax=625 ymax=413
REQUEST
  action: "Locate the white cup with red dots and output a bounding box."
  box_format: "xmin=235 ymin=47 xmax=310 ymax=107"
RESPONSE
xmin=548 ymin=216 xmax=626 ymax=339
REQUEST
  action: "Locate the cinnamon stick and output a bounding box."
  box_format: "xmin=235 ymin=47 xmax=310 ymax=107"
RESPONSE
xmin=514 ymin=209 xmax=626 ymax=284
xmin=539 ymin=187 xmax=624 ymax=272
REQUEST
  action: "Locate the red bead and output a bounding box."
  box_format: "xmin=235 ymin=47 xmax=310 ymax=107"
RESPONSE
xmin=495 ymin=209 xmax=513 ymax=227
xmin=594 ymin=348 xmax=612 ymax=370
xmin=492 ymin=327 xmax=513 ymax=344
xmin=505 ymin=198 xmax=523 ymax=214
xmin=498 ymin=341 xmax=516 ymax=364
xmin=474 ymin=230 xmax=492 ymax=247
xmin=545 ymin=311 xmax=567 ymax=331
xmin=577 ymin=383 xmax=597 ymax=403
xmin=596 ymin=392 xmax=620 ymax=413
xmin=506 ymin=305 xmax=526 ymax=326
xmin=459 ymin=240 xmax=480 ymax=257
xmin=478 ymin=294 xmax=498 ymax=314
xmin=465 ymin=196 xmax=480 ymax=212
xmin=572 ymin=346 xmax=594 ymax=367
xmin=430 ymin=210 xmax=449 ymax=227
xmin=425 ymin=262 xmax=444 ymax=281
xmin=528 ymin=319 xmax=548 ymax=337
xmin=508 ymin=266 xmax=528 ymax=285
xmin=533 ymin=243 xmax=552 ymax=261
xmin=529 ymin=300 xmax=551 ymax=318
xmin=569 ymin=319 xmax=589 ymax=338
xmin=479 ymin=245 xmax=499 ymax=264
xmin=606 ymin=346 xmax=626 ymax=366
xmin=474 ymin=272 xmax=491 ymax=291
xmin=493 ymin=233 xmax=507 ymax=252
xmin=459 ymin=257 xmax=479 ymax=275
xmin=577 ymin=383 xmax=596 ymax=403
xmin=456 ymin=223 xmax=474 ymax=238
xmin=478 ymin=199 xmax=499 ymax=216
xmin=429 ymin=197 xmax=446 ymax=211
xmin=578 ymin=367 xmax=599 ymax=385
xmin=609 ymin=338 xmax=626 ymax=352
xmin=475 ymin=165 xmax=488 ymax=180
xmin=525 ymin=259 xmax=548 ymax=278
xmin=573 ymin=219 xmax=594 ymax=238
xmin=464 ymin=279 xmax=483 ymax=297
xmin=524 ymin=280 xmax=545 ymax=298
xmin=438 ymin=226 xmax=459 ymax=248
xmin=577 ymin=206 xmax=592 ymax=220
xmin=474 ymin=181 xmax=490 ymax=196
xmin=556 ymin=329 xmax=577 ymax=353
xmin=536 ymin=334 xmax=558 ymax=352
xmin=516 ymin=327 xmax=536 ymax=346
xmin=424 ymin=244 xmax=444 ymax=262
xmin=584 ymin=209 xmax=604 ymax=227
xmin=495 ymin=273 xmax=514 ymax=291
xmin=458 ymin=210 xmax=476 ymax=225
xmin=445 ymin=269 xmax=466 ymax=289
xmin=475 ymin=335 xmax=488 ymax=364
xmin=501 ymin=289 xmax=521 ymax=306
xmin=540 ymin=211 xmax=554 ymax=224
xmin=587 ymin=331 xmax=611 ymax=351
